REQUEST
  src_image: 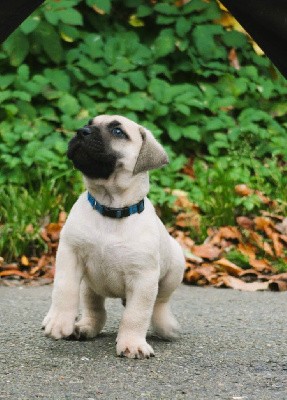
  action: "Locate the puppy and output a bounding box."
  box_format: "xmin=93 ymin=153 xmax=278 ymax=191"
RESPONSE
xmin=42 ymin=115 xmax=185 ymax=359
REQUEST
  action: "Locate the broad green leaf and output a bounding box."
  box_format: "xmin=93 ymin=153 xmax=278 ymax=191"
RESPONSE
xmin=182 ymin=126 xmax=201 ymax=141
xmin=35 ymin=22 xmax=63 ymax=64
xmin=20 ymin=15 xmax=41 ymax=34
xmin=136 ymin=5 xmax=153 ymax=17
xmin=222 ymin=30 xmax=247 ymax=48
xmin=17 ymin=65 xmax=30 ymax=81
xmin=13 ymin=90 xmax=31 ymax=101
xmin=83 ymin=34 xmax=104 ymax=58
xmin=166 ymin=122 xmax=182 ymax=141
xmin=58 ymin=94 xmax=81 ymax=116
xmin=156 ymin=16 xmax=176 ymax=25
xmin=60 ymin=24 xmax=80 ymax=42
xmin=182 ymin=0 xmax=208 ymax=14
xmin=58 ymin=9 xmax=83 ymax=26
xmin=78 ymin=57 xmax=108 ymax=76
xmin=154 ymin=3 xmax=180 ymax=15
xmin=271 ymin=102 xmax=287 ymax=117
xmin=101 ymin=75 xmax=130 ymax=94
xmin=4 ymin=104 xmax=18 ymax=116
xmin=176 ymin=17 xmax=192 ymax=37
xmin=175 ymin=103 xmax=190 ymax=116
xmin=127 ymin=71 xmax=147 ymax=90
xmin=43 ymin=9 xmax=59 ymax=25
xmin=0 ymin=75 xmax=15 ymax=89
xmin=87 ymin=0 xmax=111 ymax=14
xmin=111 ymin=57 xmax=134 ymax=72
xmin=44 ymin=69 xmax=71 ymax=91
xmin=152 ymin=103 xmax=169 ymax=117
xmin=3 ymin=30 xmax=29 ymax=66
xmin=54 ymin=140 xmax=67 ymax=154
xmin=153 ymin=29 xmax=175 ymax=58
xmin=193 ymin=25 xmax=224 ymax=60
xmin=149 ymin=78 xmax=172 ymax=104
xmin=0 ymin=91 xmax=12 ymax=103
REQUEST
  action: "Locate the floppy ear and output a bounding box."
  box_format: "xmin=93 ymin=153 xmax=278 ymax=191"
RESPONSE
xmin=133 ymin=127 xmax=169 ymax=175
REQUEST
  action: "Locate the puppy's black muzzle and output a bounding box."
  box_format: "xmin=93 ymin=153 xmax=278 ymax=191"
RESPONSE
xmin=67 ymin=125 xmax=117 ymax=180
xmin=77 ymin=126 xmax=92 ymax=137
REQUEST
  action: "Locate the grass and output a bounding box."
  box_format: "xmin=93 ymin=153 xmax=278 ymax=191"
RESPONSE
xmin=1 ymin=150 xmax=287 ymax=267
xmin=0 ymin=175 xmax=83 ymax=261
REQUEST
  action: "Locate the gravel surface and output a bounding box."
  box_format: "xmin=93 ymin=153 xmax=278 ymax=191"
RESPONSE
xmin=0 ymin=284 xmax=286 ymax=400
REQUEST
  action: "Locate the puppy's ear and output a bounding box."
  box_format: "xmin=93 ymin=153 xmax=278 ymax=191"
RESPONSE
xmin=133 ymin=127 xmax=169 ymax=175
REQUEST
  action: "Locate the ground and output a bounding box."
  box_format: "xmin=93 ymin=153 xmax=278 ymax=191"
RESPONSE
xmin=0 ymin=284 xmax=286 ymax=400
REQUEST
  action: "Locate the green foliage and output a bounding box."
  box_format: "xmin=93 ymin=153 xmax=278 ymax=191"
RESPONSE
xmin=0 ymin=0 xmax=286 ymax=189
xmin=225 ymin=250 xmax=250 ymax=269
xmin=272 ymin=259 xmax=287 ymax=273
xmin=0 ymin=0 xmax=287 ymax=257
xmin=188 ymin=152 xmax=287 ymax=233
xmin=0 ymin=178 xmax=81 ymax=260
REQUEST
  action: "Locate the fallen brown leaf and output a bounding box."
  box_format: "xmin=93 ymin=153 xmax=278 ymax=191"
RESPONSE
xmin=254 ymin=216 xmax=274 ymax=231
xmin=268 ymin=280 xmax=287 ymax=292
xmin=228 ymin=48 xmax=240 ymax=70
xmin=209 ymin=226 xmax=241 ymax=246
xmin=235 ymin=184 xmax=253 ymax=197
xmin=237 ymin=242 xmax=257 ymax=259
xmin=184 ymin=268 xmax=201 ymax=284
xmin=279 ymin=234 xmax=287 ymax=245
xmin=249 ymin=231 xmax=274 ymax=256
xmin=215 ymin=258 xmax=243 ymax=276
xmin=182 ymin=157 xmax=195 ymax=179
xmin=272 ymin=233 xmax=284 ymax=257
xmin=236 ymin=216 xmax=254 ymax=230
xmin=21 ymin=255 xmax=29 ymax=267
xmin=0 ymin=270 xmax=30 ymax=279
xmin=238 ymin=269 xmax=259 ymax=282
xmin=191 ymin=243 xmax=222 ymax=260
xmin=255 ymin=190 xmax=277 ymax=207
xmin=275 ymin=218 xmax=287 ymax=235
xmin=173 ymin=230 xmax=195 ymax=250
xmin=220 ymin=275 xmax=269 ymax=291
xmin=249 ymin=258 xmax=273 ymax=273
xmin=269 ymin=272 xmax=287 ymax=281
xmin=176 ymin=211 xmax=200 ymax=230
xmin=196 ymin=264 xmax=219 ymax=284
xmin=261 ymin=211 xmax=284 ymax=220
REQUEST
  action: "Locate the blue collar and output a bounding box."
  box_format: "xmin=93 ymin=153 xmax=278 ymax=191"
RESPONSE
xmin=87 ymin=192 xmax=144 ymax=219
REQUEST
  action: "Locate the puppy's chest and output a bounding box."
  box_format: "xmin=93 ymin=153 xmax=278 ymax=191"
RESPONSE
xmin=79 ymin=233 xmax=134 ymax=297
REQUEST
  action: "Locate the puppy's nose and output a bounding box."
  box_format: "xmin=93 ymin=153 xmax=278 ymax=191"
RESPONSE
xmin=77 ymin=127 xmax=92 ymax=136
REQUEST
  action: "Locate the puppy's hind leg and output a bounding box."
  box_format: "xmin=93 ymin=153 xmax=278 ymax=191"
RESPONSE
xmin=152 ymin=266 xmax=183 ymax=340
xmin=75 ymin=280 xmax=107 ymax=340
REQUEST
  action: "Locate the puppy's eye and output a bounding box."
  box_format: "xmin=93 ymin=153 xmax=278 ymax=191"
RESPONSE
xmin=111 ymin=127 xmax=127 ymax=139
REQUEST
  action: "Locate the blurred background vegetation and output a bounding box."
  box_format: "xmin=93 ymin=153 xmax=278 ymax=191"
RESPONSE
xmin=0 ymin=0 xmax=287 ymax=260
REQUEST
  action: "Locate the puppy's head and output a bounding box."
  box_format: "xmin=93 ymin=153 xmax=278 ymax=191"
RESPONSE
xmin=67 ymin=115 xmax=168 ymax=180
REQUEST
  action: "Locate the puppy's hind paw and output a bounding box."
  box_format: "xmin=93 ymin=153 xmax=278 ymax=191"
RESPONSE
xmin=74 ymin=316 xmax=105 ymax=340
xmin=153 ymin=315 xmax=180 ymax=341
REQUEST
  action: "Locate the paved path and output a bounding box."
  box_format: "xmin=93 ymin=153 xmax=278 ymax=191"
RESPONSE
xmin=0 ymin=284 xmax=286 ymax=400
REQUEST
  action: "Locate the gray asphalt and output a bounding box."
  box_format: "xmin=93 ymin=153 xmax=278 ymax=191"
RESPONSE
xmin=0 ymin=284 xmax=286 ymax=400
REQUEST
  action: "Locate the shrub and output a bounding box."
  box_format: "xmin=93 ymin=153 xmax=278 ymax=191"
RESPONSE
xmin=1 ymin=0 xmax=286 ymax=189
xmin=0 ymin=0 xmax=287 ymax=258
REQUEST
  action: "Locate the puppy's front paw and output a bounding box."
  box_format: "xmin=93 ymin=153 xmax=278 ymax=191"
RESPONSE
xmin=116 ymin=336 xmax=155 ymax=359
xmin=42 ymin=311 xmax=76 ymax=340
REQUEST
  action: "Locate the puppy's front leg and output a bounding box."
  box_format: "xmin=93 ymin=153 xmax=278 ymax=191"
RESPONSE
xmin=116 ymin=276 xmax=158 ymax=359
xmin=42 ymin=241 xmax=83 ymax=339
